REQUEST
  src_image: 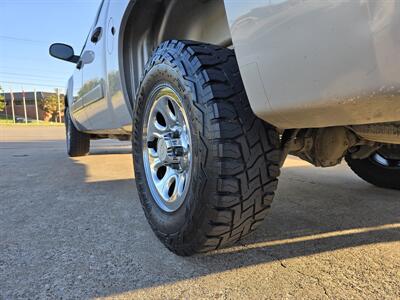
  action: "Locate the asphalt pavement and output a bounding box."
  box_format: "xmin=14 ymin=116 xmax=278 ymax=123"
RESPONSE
xmin=1 ymin=126 xmax=399 ymax=299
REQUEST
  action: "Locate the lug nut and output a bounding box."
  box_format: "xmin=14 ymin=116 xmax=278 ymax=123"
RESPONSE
xmin=172 ymin=130 xmax=180 ymax=138
xmin=174 ymin=147 xmax=184 ymax=156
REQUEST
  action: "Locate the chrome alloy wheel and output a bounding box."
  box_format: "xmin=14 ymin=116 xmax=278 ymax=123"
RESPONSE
xmin=142 ymin=86 xmax=192 ymax=212
xmin=370 ymin=146 xmax=400 ymax=169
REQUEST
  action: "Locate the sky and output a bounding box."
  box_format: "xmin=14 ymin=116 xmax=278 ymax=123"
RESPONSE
xmin=0 ymin=0 xmax=102 ymax=94
xmin=0 ymin=0 xmax=279 ymax=95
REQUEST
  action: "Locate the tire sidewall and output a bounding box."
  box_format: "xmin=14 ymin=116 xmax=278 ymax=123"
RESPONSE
xmin=65 ymin=108 xmax=72 ymax=154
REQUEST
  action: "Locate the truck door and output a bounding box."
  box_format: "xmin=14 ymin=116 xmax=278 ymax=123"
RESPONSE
xmin=79 ymin=0 xmax=116 ymax=130
xmin=70 ymin=68 xmax=91 ymax=129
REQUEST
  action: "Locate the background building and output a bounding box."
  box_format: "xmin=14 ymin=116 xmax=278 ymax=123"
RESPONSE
xmin=3 ymin=91 xmax=64 ymax=122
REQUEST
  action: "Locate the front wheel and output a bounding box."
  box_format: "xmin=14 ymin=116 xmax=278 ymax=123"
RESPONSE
xmin=65 ymin=107 xmax=90 ymax=157
xmin=133 ymin=40 xmax=281 ymax=256
xmin=346 ymin=145 xmax=400 ymax=190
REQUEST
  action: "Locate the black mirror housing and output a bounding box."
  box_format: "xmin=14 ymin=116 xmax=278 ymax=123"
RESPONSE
xmin=49 ymin=43 xmax=79 ymax=63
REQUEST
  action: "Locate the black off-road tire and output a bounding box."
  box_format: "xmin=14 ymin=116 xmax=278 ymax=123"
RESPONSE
xmin=133 ymin=40 xmax=281 ymax=256
xmin=346 ymin=154 xmax=400 ymax=190
xmin=65 ymin=107 xmax=90 ymax=157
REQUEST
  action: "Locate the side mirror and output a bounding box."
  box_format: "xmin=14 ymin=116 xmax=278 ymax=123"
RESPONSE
xmin=49 ymin=43 xmax=79 ymax=63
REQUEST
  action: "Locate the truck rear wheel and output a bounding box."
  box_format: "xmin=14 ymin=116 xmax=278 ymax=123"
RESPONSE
xmin=346 ymin=145 xmax=400 ymax=190
xmin=65 ymin=107 xmax=90 ymax=157
xmin=133 ymin=40 xmax=281 ymax=256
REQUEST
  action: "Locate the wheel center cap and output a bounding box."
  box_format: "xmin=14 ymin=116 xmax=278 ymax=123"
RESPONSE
xmin=158 ymin=138 xmax=168 ymax=162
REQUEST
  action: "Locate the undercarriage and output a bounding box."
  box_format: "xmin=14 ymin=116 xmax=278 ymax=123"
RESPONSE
xmin=283 ymin=122 xmax=400 ymax=168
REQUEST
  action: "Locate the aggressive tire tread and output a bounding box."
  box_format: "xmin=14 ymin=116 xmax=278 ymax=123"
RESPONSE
xmin=133 ymin=40 xmax=281 ymax=255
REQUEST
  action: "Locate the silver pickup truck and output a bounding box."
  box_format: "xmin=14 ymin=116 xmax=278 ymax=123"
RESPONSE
xmin=50 ymin=0 xmax=400 ymax=256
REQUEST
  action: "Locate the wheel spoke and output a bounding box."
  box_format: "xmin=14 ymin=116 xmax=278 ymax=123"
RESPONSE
xmin=156 ymin=97 xmax=177 ymax=128
xmin=177 ymin=173 xmax=186 ymax=195
xmin=155 ymin=167 xmax=177 ymax=199
xmin=149 ymin=157 xmax=163 ymax=169
xmin=148 ymin=147 xmax=158 ymax=158
xmin=147 ymin=119 xmax=165 ymax=140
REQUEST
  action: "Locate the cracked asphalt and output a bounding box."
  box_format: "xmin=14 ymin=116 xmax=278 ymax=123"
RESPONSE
xmin=1 ymin=126 xmax=399 ymax=299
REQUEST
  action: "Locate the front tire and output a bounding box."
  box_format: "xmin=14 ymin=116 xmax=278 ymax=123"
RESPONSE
xmin=65 ymin=107 xmax=90 ymax=157
xmin=133 ymin=40 xmax=281 ymax=256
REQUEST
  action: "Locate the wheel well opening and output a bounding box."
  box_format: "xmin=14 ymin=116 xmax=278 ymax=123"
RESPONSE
xmin=120 ymin=0 xmax=231 ymax=109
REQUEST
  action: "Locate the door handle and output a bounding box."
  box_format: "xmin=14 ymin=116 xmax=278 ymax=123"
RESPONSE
xmin=76 ymin=50 xmax=95 ymax=69
xmin=76 ymin=60 xmax=83 ymax=70
xmin=91 ymin=27 xmax=103 ymax=43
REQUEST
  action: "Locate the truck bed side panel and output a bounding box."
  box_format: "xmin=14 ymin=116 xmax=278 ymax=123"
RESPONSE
xmin=225 ymin=0 xmax=400 ymax=128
